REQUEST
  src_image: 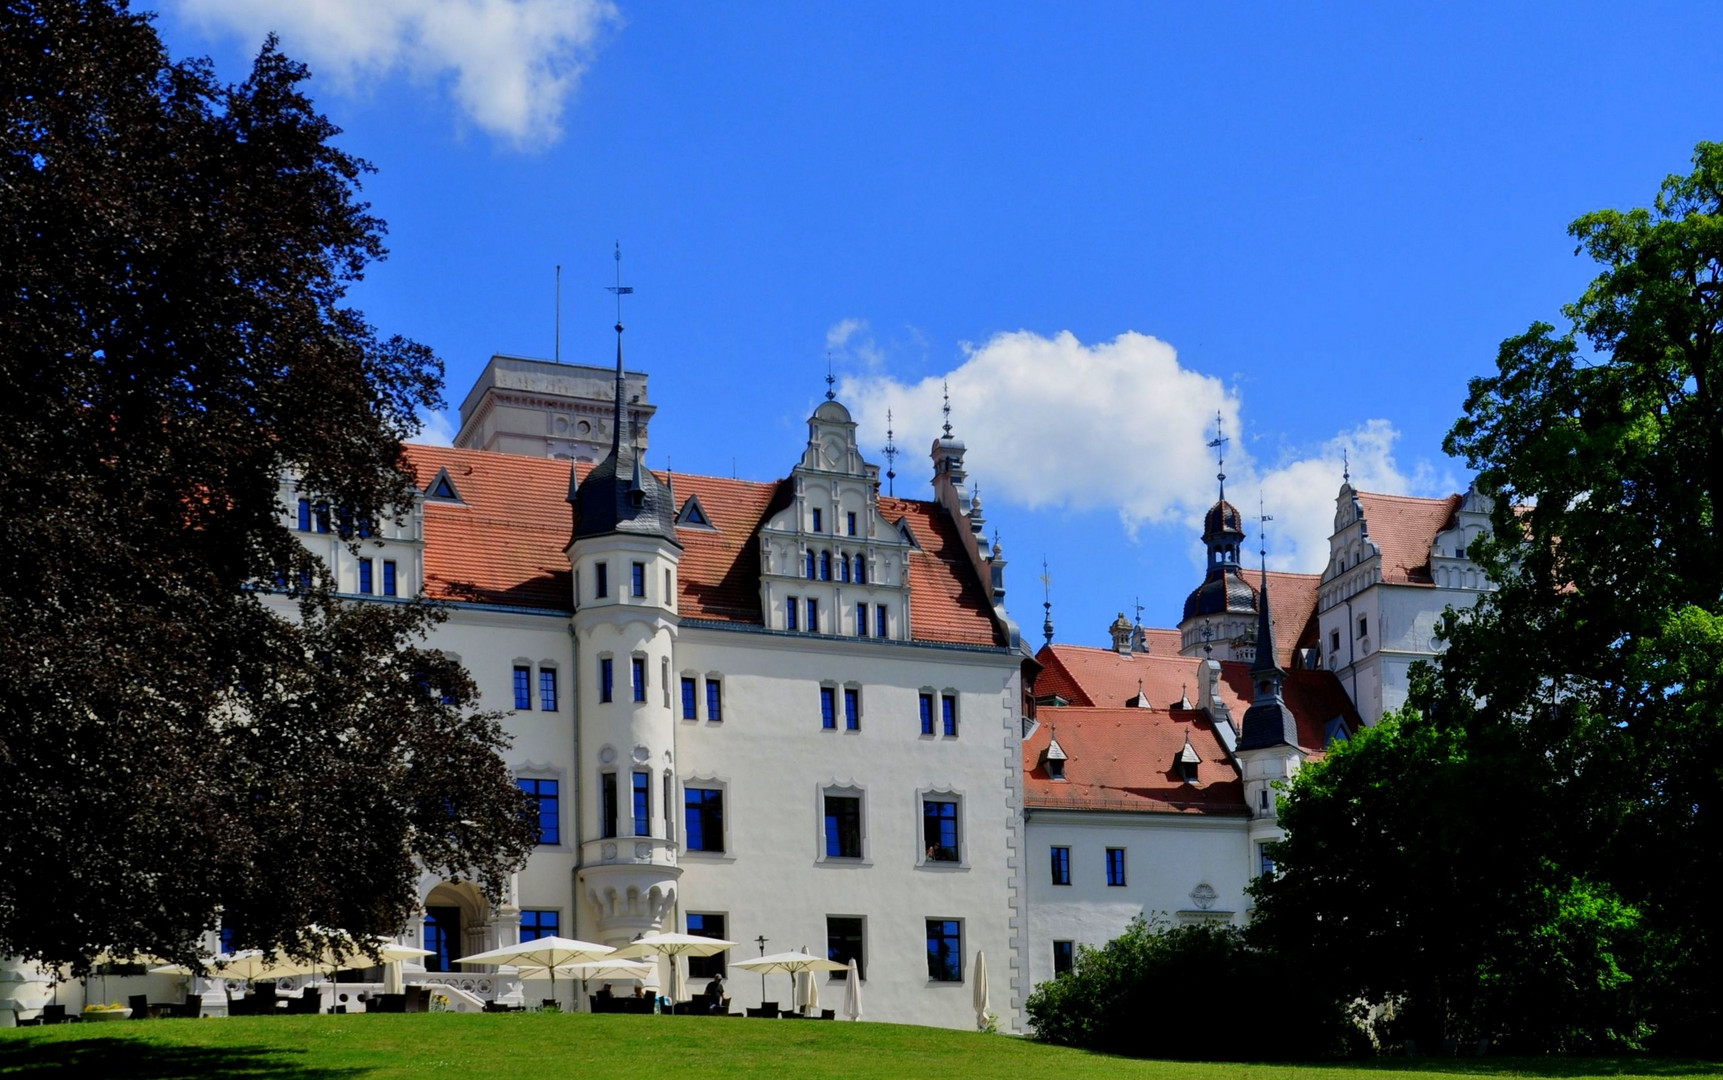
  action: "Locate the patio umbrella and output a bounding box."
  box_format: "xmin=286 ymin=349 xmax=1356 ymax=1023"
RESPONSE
xmin=842 ymin=958 xmax=862 ymax=1021
xmin=520 ymin=959 xmax=655 ymax=1010
xmin=613 ymin=932 xmax=737 ymax=1004
xmin=972 ymin=951 xmax=991 ymax=1030
xmin=455 ymin=936 xmax=614 ymax=1010
xmin=796 ymin=963 xmax=821 ymax=1016
xmin=152 ymin=951 xmax=321 ymax=1011
xmin=307 ymin=933 xmax=432 ymax=1012
xmin=732 ymin=950 xmax=846 ymax=1009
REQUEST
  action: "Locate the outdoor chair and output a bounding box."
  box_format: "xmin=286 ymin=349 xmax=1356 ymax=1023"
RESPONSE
xmin=744 ymin=1007 xmax=774 ymax=1018
xmin=372 ymin=994 xmax=406 ymax=1014
xmin=128 ymin=994 xmax=149 ymax=1019
xmin=284 ymin=991 xmax=321 ymax=1015
xmin=759 ymin=1001 xmax=778 ymax=1013
xmin=173 ymin=998 xmax=204 ymax=1019
xmin=39 ymin=1005 xmax=67 ymax=1025
xmin=820 ymin=1010 xmax=835 ymax=1020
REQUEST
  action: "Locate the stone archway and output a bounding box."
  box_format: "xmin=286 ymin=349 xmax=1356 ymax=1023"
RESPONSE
xmin=423 ymin=881 xmax=494 ymax=972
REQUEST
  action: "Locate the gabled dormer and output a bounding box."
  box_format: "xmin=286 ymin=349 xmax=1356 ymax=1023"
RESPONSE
xmin=756 ymin=399 xmax=914 ymax=639
xmin=1430 ymin=480 xmax=1494 ymax=591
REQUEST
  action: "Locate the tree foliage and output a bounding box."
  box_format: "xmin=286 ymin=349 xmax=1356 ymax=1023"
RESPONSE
xmin=0 ymin=0 xmax=536 ymax=974
xmin=1253 ymin=143 xmax=1723 ymax=1054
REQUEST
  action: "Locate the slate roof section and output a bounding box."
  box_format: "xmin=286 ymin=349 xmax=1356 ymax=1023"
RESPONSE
xmin=1024 ymin=707 xmax=1247 ymax=816
xmin=400 ymin=445 xmax=1003 ymax=647
xmin=1355 ymin=491 xmax=1464 ymax=586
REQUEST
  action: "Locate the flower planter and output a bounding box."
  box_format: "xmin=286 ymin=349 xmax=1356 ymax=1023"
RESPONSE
xmin=82 ymin=1008 xmax=132 ymax=1022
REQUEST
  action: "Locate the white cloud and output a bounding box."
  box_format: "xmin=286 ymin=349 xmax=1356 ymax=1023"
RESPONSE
xmin=171 ymin=0 xmax=618 ymax=147
xmin=841 ymin=329 xmax=1443 ymax=575
xmin=826 ymin=317 xmax=887 ymax=371
xmin=415 ymin=409 xmax=457 ymax=447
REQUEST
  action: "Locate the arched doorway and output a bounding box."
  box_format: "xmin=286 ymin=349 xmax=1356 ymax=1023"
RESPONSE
xmin=423 ymin=882 xmax=492 ymax=972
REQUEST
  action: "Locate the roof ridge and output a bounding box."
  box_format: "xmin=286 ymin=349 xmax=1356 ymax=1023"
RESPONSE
xmin=1355 ymin=489 xmax=1461 ymax=507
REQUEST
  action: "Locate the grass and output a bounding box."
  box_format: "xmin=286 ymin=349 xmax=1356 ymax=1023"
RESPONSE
xmin=1 ymin=1014 xmax=1717 ymax=1080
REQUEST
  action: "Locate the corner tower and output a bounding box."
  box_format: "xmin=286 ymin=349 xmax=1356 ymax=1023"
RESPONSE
xmin=567 ymin=300 xmax=684 ymax=952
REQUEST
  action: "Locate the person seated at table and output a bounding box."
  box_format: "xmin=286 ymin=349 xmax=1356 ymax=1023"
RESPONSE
xmin=596 ymin=983 xmax=614 ymax=1000
xmin=631 ymin=985 xmax=646 ymax=999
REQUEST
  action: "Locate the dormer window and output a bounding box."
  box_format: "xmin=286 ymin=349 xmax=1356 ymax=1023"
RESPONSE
xmin=1047 ymin=758 xmax=1064 ymax=780
xmin=1175 ymin=738 xmax=1202 ymax=784
xmin=1043 ymin=735 xmax=1068 ymax=780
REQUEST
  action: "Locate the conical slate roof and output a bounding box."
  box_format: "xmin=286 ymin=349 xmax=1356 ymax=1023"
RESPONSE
xmin=569 ymin=331 xmax=679 ymax=547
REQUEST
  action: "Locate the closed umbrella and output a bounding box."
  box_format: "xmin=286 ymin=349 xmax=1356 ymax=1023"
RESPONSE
xmin=972 ymin=950 xmax=991 ymax=1030
xmin=455 ymin=936 xmax=613 ymax=1011
xmin=732 ymin=950 xmax=846 ymax=1011
xmin=797 ymin=962 xmax=821 ymax=1016
xmin=611 ymin=932 xmax=737 ymax=1005
xmin=842 ymin=958 xmax=862 ymax=1021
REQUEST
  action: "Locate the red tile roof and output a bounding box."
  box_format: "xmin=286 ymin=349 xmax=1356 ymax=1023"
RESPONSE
xmin=1251 ymin=570 xmax=1321 ymax=665
xmin=1140 ymin=626 xmax=1183 ymax=656
xmin=1355 ymin=491 xmax=1463 ymax=586
xmin=1024 ymin=708 xmax=1246 ymax=815
xmin=1032 ymin=644 xmax=1358 ymax=755
xmin=401 ymin=445 xmax=1004 ymax=647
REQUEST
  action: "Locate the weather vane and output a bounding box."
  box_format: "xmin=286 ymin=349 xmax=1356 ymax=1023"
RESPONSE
xmin=605 ymin=241 xmax=633 ymax=330
xmin=1342 ymin=446 xmax=1351 ymax=485
xmin=1258 ymin=492 xmax=1274 ymax=568
xmin=941 ymin=380 xmax=952 ymax=438
xmin=882 ymin=410 xmax=899 ymax=496
xmin=1040 ymin=559 xmax=1054 ymax=645
xmin=825 ymin=351 xmax=836 ymax=401
xmin=1206 ymin=410 xmax=1228 ymax=500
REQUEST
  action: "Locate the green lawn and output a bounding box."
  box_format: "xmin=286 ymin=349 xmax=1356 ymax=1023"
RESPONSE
xmin=0 ymin=1014 xmax=1716 ymax=1080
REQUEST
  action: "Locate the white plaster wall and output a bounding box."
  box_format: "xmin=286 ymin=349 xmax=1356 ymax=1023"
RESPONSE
xmin=1022 ymin=812 xmax=1251 ymax=992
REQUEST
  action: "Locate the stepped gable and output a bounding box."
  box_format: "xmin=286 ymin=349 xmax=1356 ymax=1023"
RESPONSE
xmin=1355 ymin=491 xmax=1464 ymax=585
xmin=402 ymin=444 xmax=1002 ymax=646
xmin=1033 ymin=644 xmax=1356 ymax=755
xmin=1023 ymin=708 xmax=1245 ymax=815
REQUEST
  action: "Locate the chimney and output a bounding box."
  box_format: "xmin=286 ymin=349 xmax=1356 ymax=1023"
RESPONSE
xmin=1109 ymin=613 xmax=1133 ymax=655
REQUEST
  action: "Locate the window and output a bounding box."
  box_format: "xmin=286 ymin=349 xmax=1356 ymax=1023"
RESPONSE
xmin=1050 ymin=846 xmax=1071 ymax=885
xmin=631 ymin=562 xmax=646 ymax=598
xmin=518 ymin=778 xmax=559 ymax=845
xmin=687 ymin=913 xmax=727 ymax=978
xmin=358 ymin=558 xmax=373 ymax=595
xmin=1047 ymin=756 xmax=1065 ymax=781
xmin=601 ymin=772 xmax=618 ymax=838
xmin=919 ymin=693 xmax=935 ymax=736
xmin=632 ymin=657 xmax=646 ymax=702
xmin=923 ymin=798 xmax=959 ymax=862
xmin=663 ymin=657 xmax=671 ymax=707
xmin=382 ymin=560 xmax=398 ymax=597
xmin=665 ymin=567 xmax=673 ymax=600
xmin=1179 ymin=758 xmax=1198 ymax=784
xmin=786 ymin=597 xmax=798 ymax=631
xmin=942 ymin=694 xmax=958 ymax=738
xmin=1258 ymin=842 xmax=1275 ymax=878
xmin=1330 ymin=629 xmax=1340 ymax=655
xmin=840 ymin=555 xmax=850 ymax=583
xmin=1106 ymin=848 xmax=1126 ymax=886
xmin=805 ymin=551 xmax=816 ymax=580
xmin=819 ymin=551 xmax=832 ymax=580
xmin=313 ymin=502 xmax=331 ymax=534
xmin=540 ymin=668 xmax=558 ymax=712
xmin=856 ymin=602 xmax=868 ymax=637
xmin=297 ymin=498 xmax=312 ymax=532
xmin=1357 ymin=615 xmax=1368 ymax=638
xmin=633 ymin=771 xmax=650 ymax=836
xmin=806 ymin=598 xmax=819 ymax=633
xmin=846 ymin=511 xmax=857 ymax=537
xmin=820 ymin=686 xmax=837 ymax=730
xmin=855 ymin=556 xmax=866 ymax=585
xmin=600 ymin=658 xmax=614 ymax=703
xmin=1260 ymin=788 xmax=1269 ymax=811
xmin=685 ymin=788 xmax=724 ymax=853
xmin=682 ymin=677 xmax=698 ymax=720
xmin=812 ymin=508 xmax=823 ymax=533
xmin=1455 ymin=544 xmax=1467 ymax=559
xmin=663 ymin=772 xmax=675 ymax=842
xmin=513 ymin=666 xmax=532 ymax=710
xmin=520 ymin=910 xmax=559 ymax=942
xmin=1325 ymin=716 xmax=1349 ymax=745
xmin=707 ymin=679 xmax=723 ymax=723
xmin=595 ymin=562 xmax=609 ymax=598
xmin=926 ymin=920 xmax=962 ymax=982
xmin=1052 ymin=940 xmax=1074 ymax=976
xmin=828 ymin=916 xmax=864 ymax=979
xmin=824 ymin=794 xmax=862 ymax=858
xmin=844 ymin=688 xmax=860 ymax=731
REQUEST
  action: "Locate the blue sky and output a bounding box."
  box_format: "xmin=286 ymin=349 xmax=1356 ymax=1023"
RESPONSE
xmin=151 ymin=1 xmax=1722 ymax=648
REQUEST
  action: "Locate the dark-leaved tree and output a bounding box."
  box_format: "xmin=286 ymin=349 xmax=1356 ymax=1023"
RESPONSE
xmin=1252 ymin=143 xmax=1723 ymax=1055
xmin=0 ymin=0 xmax=536 ymax=974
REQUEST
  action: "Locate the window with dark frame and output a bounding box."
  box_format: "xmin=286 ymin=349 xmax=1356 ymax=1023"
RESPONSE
xmin=382 ymin=560 xmax=397 ymax=597
xmin=601 ymin=772 xmax=618 ymax=839
xmin=846 ymin=512 xmax=857 ymax=537
xmin=1106 ymin=847 xmax=1126 ymax=886
xmin=513 ymin=666 xmax=532 ymax=711
xmin=806 ymin=598 xmax=819 ymax=633
xmin=685 ymin=788 xmax=724 ymax=853
xmin=540 ymin=668 xmax=557 ymax=711
xmin=854 ymin=555 xmax=866 ymax=584
xmin=631 ymin=562 xmax=646 ymax=598
xmin=919 ymin=693 xmax=934 ymax=735
xmin=632 ymin=771 xmax=650 ymax=836
xmin=520 ymin=910 xmax=559 ymax=942
xmin=313 ymin=502 xmax=331 ymax=534
xmin=923 ymin=798 xmax=959 ymax=862
xmin=707 ymin=679 xmax=722 ymax=723
xmin=875 ymin=603 xmax=886 ymax=637
xmin=1051 ymin=845 xmax=1071 ymax=885
xmin=358 ymin=558 xmax=373 ymax=595
xmin=856 ymin=602 xmax=868 ymax=636
xmin=827 ymin=916 xmax=864 ymax=979
xmin=787 ymin=596 xmax=798 ymax=630
xmin=517 ymin=778 xmax=559 ymax=845
xmin=805 ymin=551 xmax=816 ymax=580
xmin=1052 ymin=940 xmax=1074 ymax=976
xmin=840 ymin=555 xmax=850 ymax=584
xmin=820 ymin=686 xmax=837 ymax=730
xmin=632 ymin=657 xmax=647 ymax=702
xmin=682 ymin=677 xmax=698 ymax=720
xmin=600 ymin=657 xmax=614 ymax=703
xmin=297 ymin=498 xmax=311 ymax=532
xmin=812 ymin=508 xmax=823 ymax=533
xmin=687 ymin=913 xmax=727 ymax=978
xmin=595 ymin=562 xmax=609 ymax=598
xmin=941 ymin=694 xmax=958 ymax=737
xmin=926 ymin=920 xmax=962 ymax=982
xmin=819 ymin=551 xmax=832 ymax=580
xmin=844 ymin=687 xmax=860 ymax=731
xmin=824 ymin=794 xmax=862 ymax=858
xmin=1358 ymin=615 xmax=1368 ymax=638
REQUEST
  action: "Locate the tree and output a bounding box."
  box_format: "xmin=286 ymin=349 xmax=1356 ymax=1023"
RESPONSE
xmin=0 ymin=0 xmax=537 ymax=974
xmin=1253 ymin=143 xmax=1723 ymax=1054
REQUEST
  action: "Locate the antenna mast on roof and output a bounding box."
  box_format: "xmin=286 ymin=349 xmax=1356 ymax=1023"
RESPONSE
xmin=882 ymin=410 xmax=899 ymax=496
xmin=1207 ymin=410 xmax=1229 ymax=502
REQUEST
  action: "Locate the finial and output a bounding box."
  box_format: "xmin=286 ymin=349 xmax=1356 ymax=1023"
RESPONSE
xmin=1201 ymin=618 xmax=1214 ymax=657
xmin=604 ymin=243 xmax=634 ymax=458
xmin=1342 ymin=446 xmax=1351 ymax=485
xmin=1206 ymin=410 xmax=1229 ymax=503
xmin=1040 ymin=558 xmax=1054 ymax=646
xmin=1258 ymin=492 xmax=1274 ymax=577
xmin=882 ymin=410 xmax=899 ymax=496
xmin=992 ymin=527 xmax=1001 ymax=557
xmin=825 ymin=351 xmax=836 ymax=401
xmin=941 ymin=380 xmax=952 ymax=438
xmin=606 ymin=241 xmax=633 ymax=331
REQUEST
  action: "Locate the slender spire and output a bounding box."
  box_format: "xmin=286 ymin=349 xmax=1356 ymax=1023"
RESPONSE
xmin=882 ymin=410 xmax=899 ymax=496
xmin=1342 ymin=446 xmax=1351 ymax=485
xmin=1253 ymin=494 xmax=1281 ymax=677
xmin=941 ymin=380 xmax=952 ymax=438
xmin=1040 ymin=559 xmax=1054 ymax=646
xmin=825 ymin=351 xmax=837 ymax=401
xmin=1206 ymin=410 xmax=1229 ymax=503
xmin=605 ymin=241 xmax=633 ymax=457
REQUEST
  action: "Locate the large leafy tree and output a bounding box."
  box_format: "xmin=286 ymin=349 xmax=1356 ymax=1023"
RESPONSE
xmin=0 ymin=0 xmax=536 ymax=973
xmin=1253 ymin=143 xmax=1723 ymax=1053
